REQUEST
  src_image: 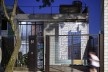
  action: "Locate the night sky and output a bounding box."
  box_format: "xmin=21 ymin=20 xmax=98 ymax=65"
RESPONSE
xmin=5 ymin=0 xmax=101 ymax=34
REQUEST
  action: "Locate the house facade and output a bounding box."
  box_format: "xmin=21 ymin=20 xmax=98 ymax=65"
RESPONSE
xmin=15 ymin=13 xmax=89 ymax=69
xmin=0 ymin=1 xmax=102 ymax=72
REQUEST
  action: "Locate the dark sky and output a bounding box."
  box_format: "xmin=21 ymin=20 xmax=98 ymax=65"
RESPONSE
xmin=5 ymin=0 xmax=101 ymax=34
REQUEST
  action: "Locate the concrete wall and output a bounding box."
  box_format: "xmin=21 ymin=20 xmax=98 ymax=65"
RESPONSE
xmin=44 ymin=22 xmax=59 ymax=65
xmin=104 ymin=0 xmax=108 ymax=72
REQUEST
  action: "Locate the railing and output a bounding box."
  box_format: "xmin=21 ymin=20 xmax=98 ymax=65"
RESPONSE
xmin=45 ymin=34 xmax=100 ymax=72
xmin=6 ymin=5 xmax=60 ymax=14
xmin=6 ymin=5 xmax=87 ymax=14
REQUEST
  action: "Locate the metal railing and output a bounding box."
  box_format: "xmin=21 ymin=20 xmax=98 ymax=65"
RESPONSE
xmin=6 ymin=5 xmax=60 ymax=14
xmin=6 ymin=5 xmax=87 ymax=14
xmin=45 ymin=34 xmax=102 ymax=72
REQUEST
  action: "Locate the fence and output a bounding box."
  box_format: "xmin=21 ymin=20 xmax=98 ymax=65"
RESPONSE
xmin=45 ymin=34 xmax=101 ymax=72
xmin=6 ymin=5 xmax=87 ymax=14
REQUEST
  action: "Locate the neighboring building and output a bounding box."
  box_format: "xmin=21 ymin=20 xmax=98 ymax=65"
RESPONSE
xmin=0 ymin=36 xmax=1 ymax=64
xmin=104 ymin=0 xmax=108 ymax=72
xmin=0 ymin=3 xmax=2 ymax=64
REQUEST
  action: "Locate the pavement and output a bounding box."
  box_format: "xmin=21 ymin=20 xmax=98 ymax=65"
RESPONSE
xmin=0 ymin=65 xmax=89 ymax=72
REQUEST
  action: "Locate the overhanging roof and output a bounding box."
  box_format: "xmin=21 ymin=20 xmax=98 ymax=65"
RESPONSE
xmin=16 ymin=14 xmax=88 ymax=22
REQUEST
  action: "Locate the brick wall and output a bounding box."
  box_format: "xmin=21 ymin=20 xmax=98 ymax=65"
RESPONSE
xmin=104 ymin=0 xmax=108 ymax=72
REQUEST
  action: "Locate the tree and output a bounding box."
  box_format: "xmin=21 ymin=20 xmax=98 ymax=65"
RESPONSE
xmin=1 ymin=0 xmax=21 ymax=72
xmin=1 ymin=0 xmax=54 ymax=72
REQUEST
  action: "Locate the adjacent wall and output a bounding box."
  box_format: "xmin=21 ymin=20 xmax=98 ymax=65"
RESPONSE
xmin=0 ymin=17 xmax=1 ymax=63
xmin=104 ymin=0 xmax=108 ymax=72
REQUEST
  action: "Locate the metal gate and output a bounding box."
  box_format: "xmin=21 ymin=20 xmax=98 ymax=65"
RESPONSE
xmin=15 ymin=21 xmax=44 ymax=71
xmin=45 ymin=34 xmax=102 ymax=72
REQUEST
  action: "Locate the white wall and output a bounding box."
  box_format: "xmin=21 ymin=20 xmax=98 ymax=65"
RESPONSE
xmin=44 ymin=21 xmax=89 ymax=65
xmin=104 ymin=0 xmax=108 ymax=72
xmin=57 ymin=22 xmax=89 ymax=64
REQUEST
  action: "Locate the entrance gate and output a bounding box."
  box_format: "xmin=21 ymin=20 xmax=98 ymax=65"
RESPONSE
xmin=15 ymin=21 xmax=44 ymax=71
xmin=28 ymin=36 xmax=44 ymax=71
xmin=45 ymin=34 xmax=102 ymax=72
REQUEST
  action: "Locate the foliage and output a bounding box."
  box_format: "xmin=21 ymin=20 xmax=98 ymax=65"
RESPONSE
xmin=36 ymin=0 xmax=54 ymax=8
xmin=17 ymin=52 xmax=28 ymax=67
